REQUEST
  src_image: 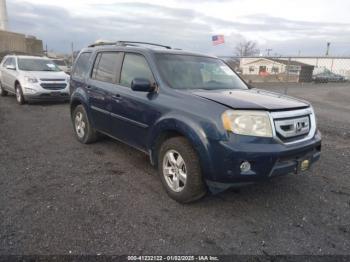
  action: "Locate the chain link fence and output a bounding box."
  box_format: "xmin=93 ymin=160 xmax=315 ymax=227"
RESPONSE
xmin=222 ymin=56 xmax=350 ymax=84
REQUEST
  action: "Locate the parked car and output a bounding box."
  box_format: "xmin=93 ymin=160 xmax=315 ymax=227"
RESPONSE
xmin=70 ymin=41 xmax=322 ymax=203
xmin=313 ymin=70 xmax=346 ymax=83
xmin=0 ymin=55 xmax=70 ymax=104
xmin=52 ymin=58 xmax=71 ymax=74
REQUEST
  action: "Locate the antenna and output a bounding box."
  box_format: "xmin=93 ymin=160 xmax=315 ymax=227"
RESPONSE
xmin=0 ymin=0 xmax=8 ymax=30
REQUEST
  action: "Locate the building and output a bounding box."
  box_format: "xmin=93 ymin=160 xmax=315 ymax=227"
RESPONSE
xmin=0 ymin=30 xmax=43 ymax=60
xmin=291 ymin=57 xmax=350 ymax=78
xmin=0 ymin=0 xmax=43 ymax=60
xmin=240 ymin=58 xmax=315 ymax=83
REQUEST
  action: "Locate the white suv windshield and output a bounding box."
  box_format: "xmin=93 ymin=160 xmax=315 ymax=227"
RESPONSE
xmin=18 ymin=58 xmax=61 ymax=72
xmin=53 ymin=60 xmax=66 ymax=66
xmin=155 ymin=54 xmax=248 ymax=90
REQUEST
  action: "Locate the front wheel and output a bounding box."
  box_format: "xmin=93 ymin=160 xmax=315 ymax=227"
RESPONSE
xmin=158 ymin=137 xmax=207 ymax=203
xmin=15 ymin=84 xmax=25 ymax=105
xmin=72 ymin=105 xmax=98 ymax=144
xmin=0 ymin=82 xmax=8 ymax=96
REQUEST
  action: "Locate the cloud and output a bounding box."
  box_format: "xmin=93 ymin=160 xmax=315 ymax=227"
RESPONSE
xmin=7 ymin=0 xmax=350 ymax=56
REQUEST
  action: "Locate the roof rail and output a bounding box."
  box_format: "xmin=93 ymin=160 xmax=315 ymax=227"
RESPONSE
xmin=88 ymin=41 xmax=172 ymax=49
xmin=117 ymin=41 xmax=172 ymax=49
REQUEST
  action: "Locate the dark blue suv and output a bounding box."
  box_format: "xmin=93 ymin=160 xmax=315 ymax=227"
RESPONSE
xmin=70 ymin=41 xmax=321 ymax=203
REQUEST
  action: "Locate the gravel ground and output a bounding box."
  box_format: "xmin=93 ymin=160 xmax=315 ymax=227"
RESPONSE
xmin=0 ymin=83 xmax=349 ymax=255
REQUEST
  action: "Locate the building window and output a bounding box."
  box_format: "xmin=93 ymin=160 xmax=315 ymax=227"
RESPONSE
xmin=249 ymin=66 xmax=255 ymax=73
xmin=271 ymin=66 xmax=279 ymax=73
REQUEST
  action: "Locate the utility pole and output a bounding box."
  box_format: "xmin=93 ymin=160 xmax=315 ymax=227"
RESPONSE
xmin=71 ymin=42 xmax=74 ymax=65
xmin=325 ymin=42 xmax=331 ymax=56
xmin=285 ymin=57 xmax=291 ymax=94
xmin=266 ymin=48 xmax=272 ymax=56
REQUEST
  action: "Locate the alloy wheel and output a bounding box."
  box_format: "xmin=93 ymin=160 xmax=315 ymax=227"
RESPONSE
xmin=162 ymin=150 xmax=187 ymax=192
xmin=75 ymin=112 xmax=86 ymax=139
xmin=16 ymin=88 xmax=22 ymax=103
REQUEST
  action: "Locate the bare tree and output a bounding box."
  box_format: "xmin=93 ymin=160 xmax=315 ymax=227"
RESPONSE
xmin=235 ymin=41 xmax=259 ymax=56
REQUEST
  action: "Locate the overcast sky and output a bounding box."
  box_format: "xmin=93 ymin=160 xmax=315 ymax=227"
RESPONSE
xmin=7 ymin=0 xmax=350 ymax=56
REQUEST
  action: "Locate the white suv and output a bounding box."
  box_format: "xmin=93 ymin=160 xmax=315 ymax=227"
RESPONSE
xmin=0 ymin=55 xmax=70 ymax=104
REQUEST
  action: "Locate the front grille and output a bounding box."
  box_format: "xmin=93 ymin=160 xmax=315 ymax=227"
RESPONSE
xmin=40 ymin=78 xmax=65 ymax=81
xmin=274 ymin=115 xmax=310 ymax=142
xmin=40 ymin=83 xmax=67 ymax=90
xmin=270 ymin=108 xmax=316 ymax=144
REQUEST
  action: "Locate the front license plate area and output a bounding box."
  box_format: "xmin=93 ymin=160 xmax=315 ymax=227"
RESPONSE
xmin=50 ymin=92 xmax=61 ymax=96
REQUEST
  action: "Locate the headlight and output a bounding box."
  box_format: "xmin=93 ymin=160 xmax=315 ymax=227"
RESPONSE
xmin=24 ymin=76 xmax=38 ymax=83
xmin=222 ymin=110 xmax=273 ymax=137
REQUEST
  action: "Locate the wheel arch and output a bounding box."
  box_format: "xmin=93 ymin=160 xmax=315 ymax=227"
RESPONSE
xmin=70 ymin=92 xmax=96 ymax=128
xmin=148 ymin=117 xmax=215 ymax=179
xmin=14 ymin=79 xmax=21 ymax=87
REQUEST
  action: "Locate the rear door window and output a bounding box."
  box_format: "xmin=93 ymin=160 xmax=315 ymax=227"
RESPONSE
xmin=120 ymin=53 xmax=154 ymax=88
xmin=72 ymin=52 xmax=92 ymax=79
xmin=91 ymin=52 xmax=123 ymax=84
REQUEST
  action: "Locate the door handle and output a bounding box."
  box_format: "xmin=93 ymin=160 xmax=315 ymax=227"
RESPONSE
xmin=111 ymin=94 xmax=122 ymax=102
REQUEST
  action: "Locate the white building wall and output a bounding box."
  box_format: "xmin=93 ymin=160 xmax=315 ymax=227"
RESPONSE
xmin=239 ymin=57 xmax=350 ymax=78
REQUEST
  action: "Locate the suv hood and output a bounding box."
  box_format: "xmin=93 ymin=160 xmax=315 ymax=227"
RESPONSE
xmin=22 ymin=71 xmax=68 ymax=80
xmin=188 ymin=88 xmax=309 ymax=111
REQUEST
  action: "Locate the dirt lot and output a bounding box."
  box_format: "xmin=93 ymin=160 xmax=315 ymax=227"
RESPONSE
xmin=0 ymin=83 xmax=349 ymax=255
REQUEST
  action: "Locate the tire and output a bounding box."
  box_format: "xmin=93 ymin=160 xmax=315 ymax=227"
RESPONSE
xmin=0 ymin=82 xmax=8 ymax=96
xmin=15 ymin=83 xmax=25 ymax=105
xmin=72 ymin=105 xmax=98 ymax=144
xmin=158 ymin=137 xmax=206 ymax=203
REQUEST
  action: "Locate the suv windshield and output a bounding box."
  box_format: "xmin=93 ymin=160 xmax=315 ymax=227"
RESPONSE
xmin=18 ymin=58 xmax=61 ymax=72
xmin=155 ymin=54 xmax=247 ymax=90
xmin=53 ymin=60 xmax=66 ymax=66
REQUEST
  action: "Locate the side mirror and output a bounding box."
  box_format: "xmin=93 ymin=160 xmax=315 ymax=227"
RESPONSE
xmin=6 ymin=65 xmax=16 ymax=70
xmin=131 ymin=78 xmax=154 ymax=92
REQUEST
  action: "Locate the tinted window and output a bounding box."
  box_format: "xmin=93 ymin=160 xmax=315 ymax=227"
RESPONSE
xmin=72 ymin=52 xmax=92 ymax=79
xmin=92 ymin=52 xmax=123 ymax=84
xmin=120 ymin=54 xmax=154 ymax=87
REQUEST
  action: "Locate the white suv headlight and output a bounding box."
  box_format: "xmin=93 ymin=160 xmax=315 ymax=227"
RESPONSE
xmin=24 ymin=76 xmax=38 ymax=83
xmin=222 ymin=110 xmax=273 ymax=137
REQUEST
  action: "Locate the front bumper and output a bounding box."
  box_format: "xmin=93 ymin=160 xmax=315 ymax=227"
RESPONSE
xmin=205 ymin=130 xmax=322 ymax=192
xmin=24 ymin=92 xmax=70 ymax=102
xmin=22 ymin=82 xmax=70 ymax=102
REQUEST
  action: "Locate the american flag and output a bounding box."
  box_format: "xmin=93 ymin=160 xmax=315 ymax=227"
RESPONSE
xmin=212 ymin=35 xmax=225 ymax=46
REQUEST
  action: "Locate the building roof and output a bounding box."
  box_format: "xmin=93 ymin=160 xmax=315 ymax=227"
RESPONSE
xmin=243 ymin=57 xmax=313 ymax=67
xmin=268 ymin=58 xmax=313 ymax=67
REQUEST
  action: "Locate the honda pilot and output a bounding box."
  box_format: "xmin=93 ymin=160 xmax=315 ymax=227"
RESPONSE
xmin=69 ymin=41 xmax=321 ymax=203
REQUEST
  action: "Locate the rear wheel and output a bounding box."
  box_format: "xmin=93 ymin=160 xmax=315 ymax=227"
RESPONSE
xmin=15 ymin=83 xmax=25 ymax=105
xmin=158 ymin=137 xmax=206 ymax=203
xmin=72 ymin=105 xmax=98 ymax=144
xmin=0 ymin=82 xmax=8 ymax=96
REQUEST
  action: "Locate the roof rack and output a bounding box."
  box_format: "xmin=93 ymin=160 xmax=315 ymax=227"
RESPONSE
xmin=88 ymin=41 xmax=172 ymax=49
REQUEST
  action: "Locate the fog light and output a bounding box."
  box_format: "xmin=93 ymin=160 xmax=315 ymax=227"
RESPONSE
xmin=240 ymin=161 xmax=251 ymax=172
xmin=25 ymin=88 xmax=37 ymax=94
